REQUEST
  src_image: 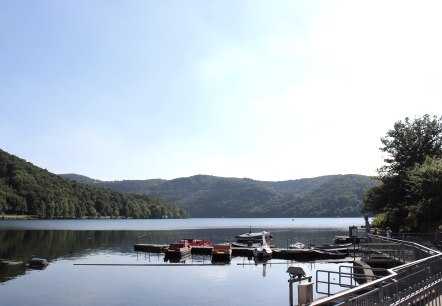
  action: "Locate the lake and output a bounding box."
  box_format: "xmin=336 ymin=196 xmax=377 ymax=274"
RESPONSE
xmin=0 ymin=218 xmax=364 ymax=306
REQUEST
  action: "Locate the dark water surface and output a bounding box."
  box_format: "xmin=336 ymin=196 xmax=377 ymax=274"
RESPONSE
xmin=0 ymin=218 xmax=363 ymax=306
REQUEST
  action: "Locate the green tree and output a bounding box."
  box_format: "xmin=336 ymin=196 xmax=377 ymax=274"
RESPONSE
xmin=404 ymin=157 xmax=442 ymax=230
xmin=379 ymin=114 xmax=442 ymax=175
xmin=364 ymin=115 xmax=442 ymax=231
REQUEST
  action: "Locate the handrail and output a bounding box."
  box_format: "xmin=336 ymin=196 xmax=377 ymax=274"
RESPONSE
xmin=310 ymin=234 xmax=442 ymax=305
xmin=315 ymin=269 xmax=381 ymax=295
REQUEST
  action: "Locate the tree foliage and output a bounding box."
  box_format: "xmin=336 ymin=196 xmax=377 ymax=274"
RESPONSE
xmin=379 ymin=114 xmax=442 ymax=175
xmin=364 ymin=115 xmax=442 ymax=232
xmin=0 ymin=149 xmax=188 ymax=219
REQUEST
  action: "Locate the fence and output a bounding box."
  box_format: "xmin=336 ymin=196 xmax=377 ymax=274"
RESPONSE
xmin=310 ymin=235 xmax=442 ymax=305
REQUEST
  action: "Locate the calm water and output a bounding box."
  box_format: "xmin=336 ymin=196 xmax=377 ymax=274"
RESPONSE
xmin=0 ymin=218 xmax=364 ymax=306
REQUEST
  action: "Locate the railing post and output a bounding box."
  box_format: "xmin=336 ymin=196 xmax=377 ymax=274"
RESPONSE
xmin=288 ymin=278 xmax=294 ymax=306
xmin=328 ymin=271 xmax=331 ymax=296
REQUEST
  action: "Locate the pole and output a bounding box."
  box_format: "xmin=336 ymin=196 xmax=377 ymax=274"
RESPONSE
xmin=288 ymin=278 xmax=294 ymax=306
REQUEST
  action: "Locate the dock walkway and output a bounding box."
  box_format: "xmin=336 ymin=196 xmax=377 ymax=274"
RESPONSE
xmin=134 ymin=244 xmax=351 ymax=261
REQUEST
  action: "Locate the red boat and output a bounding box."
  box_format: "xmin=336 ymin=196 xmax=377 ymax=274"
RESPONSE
xmin=181 ymin=238 xmax=213 ymax=247
xmin=164 ymin=241 xmax=192 ymax=257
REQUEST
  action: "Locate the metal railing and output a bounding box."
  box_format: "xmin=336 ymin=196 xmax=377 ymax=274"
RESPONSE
xmin=315 ymin=268 xmax=381 ymax=296
xmin=310 ymin=235 xmax=442 ymax=305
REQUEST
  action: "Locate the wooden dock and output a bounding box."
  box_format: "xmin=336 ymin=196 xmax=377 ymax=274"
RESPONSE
xmin=134 ymin=244 xmax=350 ymax=261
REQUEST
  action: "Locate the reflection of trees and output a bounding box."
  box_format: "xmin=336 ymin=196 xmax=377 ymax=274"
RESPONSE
xmin=0 ymin=230 xmax=142 ymax=263
xmin=0 ymin=230 xmax=147 ymax=283
xmin=0 ymin=261 xmax=26 ymax=283
xmin=0 ymin=228 xmax=348 ymax=263
xmin=0 ymin=227 xmax=348 ymax=283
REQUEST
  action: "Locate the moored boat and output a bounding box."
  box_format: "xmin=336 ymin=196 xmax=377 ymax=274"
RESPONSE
xmin=309 ymin=249 xmax=347 ymax=259
xmin=288 ymin=242 xmax=305 ymax=249
xmin=181 ymin=238 xmax=213 ymax=247
xmin=231 ymin=241 xmax=261 ymax=248
xmin=309 ymin=243 xmax=352 ymax=252
xmin=211 ymin=243 xmax=232 ymax=262
xmin=28 ymin=258 xmax=48 ymax=269
xmin=253 ymin=231 xmax=273 ymax=259
xmin=236 ymin=230 xmax=272 ymax=242
xmin=231 ymin=241 xmax=276 ymax=248
xmin=164 ymin=241 xmax=192 ymax=257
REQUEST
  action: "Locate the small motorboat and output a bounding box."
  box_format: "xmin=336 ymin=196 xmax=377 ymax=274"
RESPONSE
xmin=309 ymin=243 xmax=352 ymax=252
xmin=231 ymin=241 xmax=262 ymax=248
xmin=236 ymin=229 xmax=272 ymax=242
xmin=181 ymin=238 xmax=213 ymax=247
xmin=231 ymin=242 xmax=276 ymax=248
xmin=164 ymin=241 xmax=192 ymax=257
xmin=211 ymin=243 xmax=232 ymax=262
xmin=309 ymin=249 xmax=347 ymax=259
xmin=28 ymin=258 xmax=48 ymax=269
xmin=253 ymin=231 xmax=273 ymax=259
xmin=288 ymin=242 xmax=305 ymax=249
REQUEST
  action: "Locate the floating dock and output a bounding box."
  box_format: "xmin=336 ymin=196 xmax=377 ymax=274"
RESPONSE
xmin=134 ymin=244 xmax=350 ymax=261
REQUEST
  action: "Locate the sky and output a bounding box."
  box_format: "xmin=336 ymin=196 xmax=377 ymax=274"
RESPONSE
xmin=1 ymin=1 xmax=442 ymax=182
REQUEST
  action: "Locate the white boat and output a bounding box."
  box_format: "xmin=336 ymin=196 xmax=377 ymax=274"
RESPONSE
xmin=288 ymin=242 xmax=305 ymax=249
xmin=236 ymin=229 xmax=272 ymax=242
xmin=253 ymin=231 xmax=273 ymax=259
xmin=309 ymin=243 xmax=352 ymax=252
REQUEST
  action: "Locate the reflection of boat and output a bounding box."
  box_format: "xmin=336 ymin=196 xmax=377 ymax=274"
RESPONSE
xmin=164 ymin=241 xmax=192 ymax=257
xmin=253 ymin=232 xmax=272 ymax=259
xmin=181 ymin=239 xmax=213 ymax=247
xmin=253 ymin=257 xmax=270 ymax=277
xmin=211 ymin=243 xmax=232 ymax=262
xmin=164 ymin=253 xmax=190 ymax=263
xmin=253 ymin=256 xmax=270 ymax=265
xmin=236 ymin=229 xmax=272 ymax=242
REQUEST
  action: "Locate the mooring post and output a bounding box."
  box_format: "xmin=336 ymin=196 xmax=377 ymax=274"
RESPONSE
xmin=288 ymin=278 xmax=294 ymax=306
xmin=287 ymin=266 xmax=312 ymax=306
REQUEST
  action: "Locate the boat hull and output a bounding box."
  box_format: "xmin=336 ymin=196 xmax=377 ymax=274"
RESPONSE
xmin=164 ymin=248 xmax=191 ymax=257
xmin=211 ymin=244 xmax=232 ymax=262
xmin=236 ymin=231 xmax=272 ymax=242
xmin=164 ymin=241 xmax=192 ymax=258
xmin=310 ymin=243 xmax=352 ymax=253
xmin=253 ymin=249 xmax=272 ymax=259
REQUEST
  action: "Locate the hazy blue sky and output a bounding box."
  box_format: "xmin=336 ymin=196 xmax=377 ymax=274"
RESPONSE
xmin=1 ymin=1 xmax=441 ymax=181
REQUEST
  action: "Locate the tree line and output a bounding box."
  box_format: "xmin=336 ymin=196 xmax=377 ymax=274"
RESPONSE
xmin=0 ymin=149 xmax=189 ymax=219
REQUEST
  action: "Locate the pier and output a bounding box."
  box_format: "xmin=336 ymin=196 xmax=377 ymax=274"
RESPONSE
xmin=133 ymin=243 xmax=351 ymax=261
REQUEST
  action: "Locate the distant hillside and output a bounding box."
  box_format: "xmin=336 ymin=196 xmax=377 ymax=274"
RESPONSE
xmin=0 ymin=149 xmax=188 ymax=219
xmin=61 ymin=174 xmax=379 ymax=217
xmin=61 ymin=173 xmax=102 ymax=184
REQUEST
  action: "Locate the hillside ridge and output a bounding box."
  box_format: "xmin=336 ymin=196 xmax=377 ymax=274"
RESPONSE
xmin=61 ymin=173 xmax=378 ymax=217
xmin=0 ymin=149 xmax=188 ymax=219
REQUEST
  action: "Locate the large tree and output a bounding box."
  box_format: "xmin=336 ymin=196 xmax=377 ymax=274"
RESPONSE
xmin=379 ymin=114 xmax=442 ymax=175
xmin=364 ymin=115 xmax=442 ymax=232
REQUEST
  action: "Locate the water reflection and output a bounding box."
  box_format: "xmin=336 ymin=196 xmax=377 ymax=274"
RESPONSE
xmin=164 ymin=253 xmax=190 ymax=264
xmin=0 ymin=226 xmax=348 ymax=284
xmin=0 ymin=261 xmax=26 ymax=283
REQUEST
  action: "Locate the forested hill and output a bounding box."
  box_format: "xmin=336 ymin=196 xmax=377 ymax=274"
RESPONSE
xmin=0 ymin=149 xmax=188 ymax=219
xmin=62 ymin=174 xmax=379 ymax=217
